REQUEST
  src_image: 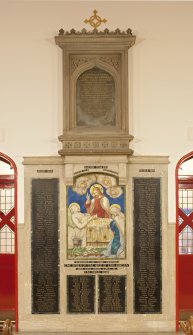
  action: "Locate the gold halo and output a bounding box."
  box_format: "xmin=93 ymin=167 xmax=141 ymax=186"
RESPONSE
xmin=69 ymin=202 xmax=80 ymax=211
xmin=110 ymin=204 xmax=121 ymax=211
xmin=90 ymin=183 xmax=103 ymax=196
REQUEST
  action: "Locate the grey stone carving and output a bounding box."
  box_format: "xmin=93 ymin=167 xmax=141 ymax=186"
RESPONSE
xmin=55 ymin=28 xmax=136 ymax=155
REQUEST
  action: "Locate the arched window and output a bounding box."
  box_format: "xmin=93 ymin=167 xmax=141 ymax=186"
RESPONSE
xmin=177 ymin=156 xmax=193 ymax=254
xmin=176 ymin=152 xmax=193 ymax=329
xmin=0 ymin=152 xmax=18 ymax=331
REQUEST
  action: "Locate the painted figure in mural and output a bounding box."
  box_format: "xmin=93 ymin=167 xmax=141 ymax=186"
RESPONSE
xmin=68 ymin=202 xmax=96 ymax=249
xmin=110 ymin=205 xmax=124 ymax=238
xmin=84 ymin=183 xmax=110 ymax=218
xmin=101 ymin=204 xmax=125 ymax=258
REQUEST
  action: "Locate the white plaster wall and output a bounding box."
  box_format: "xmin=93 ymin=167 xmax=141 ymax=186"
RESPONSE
xmin=1 ymin=1 xmax=193 ymax=222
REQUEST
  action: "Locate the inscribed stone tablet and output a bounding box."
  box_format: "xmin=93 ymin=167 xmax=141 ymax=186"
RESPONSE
xmin=134 ymin=178 xmax=161 ymax=313
xmin=67 ymin=275 xmax=95 ymax=313
xmin=76 ymin=67 xmax=115 ymax=127
xmin=98 ymin=275 xmax=126 ymax=313
xmin=31 ymin=179 xmax=59 ymax=314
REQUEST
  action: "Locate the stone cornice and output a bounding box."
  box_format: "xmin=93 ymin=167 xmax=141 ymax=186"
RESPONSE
xmin=58 ymin=28 xmax=134 ymax=36
xmin=55 ymin=28 xmax=136 ymax=49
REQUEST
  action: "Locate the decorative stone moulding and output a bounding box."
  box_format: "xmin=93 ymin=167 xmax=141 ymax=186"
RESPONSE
xmin=57 ymin=28 xmax=134 ymax=37
xmin=55 ymin=28 xmax=136 ymax=156
xmin=58 ymin=135 xmax=134 ymax=156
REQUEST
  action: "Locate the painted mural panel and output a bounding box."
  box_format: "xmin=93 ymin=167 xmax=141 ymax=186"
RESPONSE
xmin=67 ymin=173 xmax=125 ymax=259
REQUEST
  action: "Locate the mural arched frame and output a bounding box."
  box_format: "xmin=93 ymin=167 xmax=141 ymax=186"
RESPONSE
xmin=70 ymin=58 xmax=121 ymax=132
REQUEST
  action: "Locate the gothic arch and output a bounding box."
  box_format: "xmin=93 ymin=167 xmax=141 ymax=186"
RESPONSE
xmin=70 ymin=58 xmax=121 ymax=131
xmin=0 ymin=152 xmax=18 ymax=331
xmin=176 ymin=151 xmax=193 ymax=329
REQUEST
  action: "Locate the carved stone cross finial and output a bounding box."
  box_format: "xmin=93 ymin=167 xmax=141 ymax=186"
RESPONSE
xmin=84 ymin=9 xmax=107 ymax=29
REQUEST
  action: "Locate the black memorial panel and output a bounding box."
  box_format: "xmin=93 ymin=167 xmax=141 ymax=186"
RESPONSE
xmin=134 ymin=178 xmax=161 ymax=313
xmin=31 ymin=178 xmax=59 ymax=314
xmin=67 ymin=275 xmax=95 ymax=313
xmin=98 ymin=275 xmax=126 ymax=314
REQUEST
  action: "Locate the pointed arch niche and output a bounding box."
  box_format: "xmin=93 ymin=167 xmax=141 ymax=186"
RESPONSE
xmin=55 ymin=30 xmax=136 ymax=156
xmin=71 ymin=59 xmax=120 ymax=131
xmin=176 ymin=151 xmax=193 ymax=328
xmin=0 ymin=152 xmax=18 ymax=330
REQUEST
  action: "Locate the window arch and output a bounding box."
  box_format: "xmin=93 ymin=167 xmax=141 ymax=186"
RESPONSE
xmin=0 ymin=152 xmax=18 ymax=331
xmin=176 ymin=151 xmax=193 ymax=329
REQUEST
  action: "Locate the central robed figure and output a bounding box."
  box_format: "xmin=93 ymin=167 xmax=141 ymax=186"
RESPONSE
xmin=67 ymin=174 xmax=125 ymax=259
